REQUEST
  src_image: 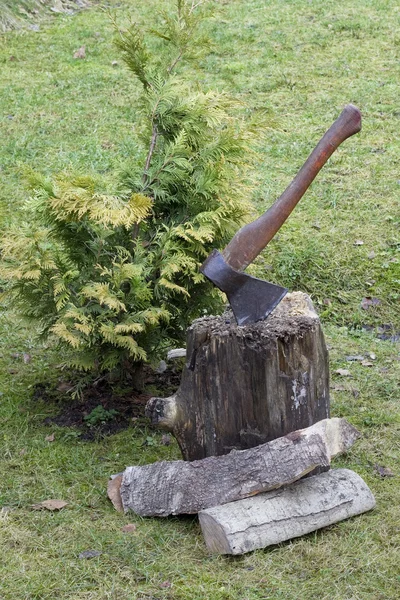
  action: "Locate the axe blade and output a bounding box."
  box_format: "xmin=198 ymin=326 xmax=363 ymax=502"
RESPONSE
xmin=200 ymin=250 xmax=287 ymax=326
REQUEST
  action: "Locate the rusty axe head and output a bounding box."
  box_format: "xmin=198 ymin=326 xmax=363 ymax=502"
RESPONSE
xmin=200 ymin=250 xmax=287 ymax=326
xmin=200 ymin=105 xmax=362 ymax=326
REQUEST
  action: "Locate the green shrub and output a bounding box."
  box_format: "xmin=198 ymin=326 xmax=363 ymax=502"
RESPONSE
xmin=0 ymin=1 xmax=256 ymax=383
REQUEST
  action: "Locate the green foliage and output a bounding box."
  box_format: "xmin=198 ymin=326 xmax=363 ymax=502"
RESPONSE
xmin=83 ymin=405 xmax=119 ymax=427
xmin=0 ymin=0 xmax=255 ymax=378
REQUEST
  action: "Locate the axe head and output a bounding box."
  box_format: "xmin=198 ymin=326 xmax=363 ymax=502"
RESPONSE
xmin=200 ymin=250 xmax=288 ymax=326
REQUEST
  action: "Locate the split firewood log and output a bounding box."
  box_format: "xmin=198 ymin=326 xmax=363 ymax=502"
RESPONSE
xmin=113 ymin=418 xmax=360 ymax=516
xmin=199 ymin=468 xmax=376 ymax=555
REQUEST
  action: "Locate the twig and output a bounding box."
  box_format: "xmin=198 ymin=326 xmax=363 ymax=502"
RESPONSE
xmin=167 ymin=51 xmax=183 ymax=74
xmin=144 ymin=124 xmax=158 ymax=179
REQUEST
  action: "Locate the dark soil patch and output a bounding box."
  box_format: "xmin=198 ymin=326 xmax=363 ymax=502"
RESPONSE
xmin=38 ymin=365 xmax=182 ymax=441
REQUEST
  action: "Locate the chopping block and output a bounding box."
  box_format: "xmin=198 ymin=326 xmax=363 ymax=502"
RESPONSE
xmin=146 ymin=291 xmax=330 ymax=461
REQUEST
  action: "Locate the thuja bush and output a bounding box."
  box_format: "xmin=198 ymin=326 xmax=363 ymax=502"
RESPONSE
xmin=0 ymin=0 xmax=256 ymax=382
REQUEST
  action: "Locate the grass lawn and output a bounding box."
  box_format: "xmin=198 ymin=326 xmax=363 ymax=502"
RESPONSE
xmin=0 ymin=1 xmax=399 ymax=598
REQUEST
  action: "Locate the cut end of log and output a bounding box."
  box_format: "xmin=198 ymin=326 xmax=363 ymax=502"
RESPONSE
xmin=308 ymin=417 xmax=361 ymax=459
xmin=107 ymin=473 xmax=124 ymax=512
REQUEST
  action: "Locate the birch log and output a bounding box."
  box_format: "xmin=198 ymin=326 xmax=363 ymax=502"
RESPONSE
xmin=199 ymin=469 xmax=376 ymax=555
xmin=146 ymin=293 xmax=330 ymax=461
xmin=119 ymin=418 xmax=359 ymax=516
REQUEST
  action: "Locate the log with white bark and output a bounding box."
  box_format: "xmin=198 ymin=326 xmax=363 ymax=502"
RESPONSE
xmin=146 ymin=293 xmax=330 ymax=461
xmin=199 ymin=468 xmax=376 ymax=555
xmin=118 ymin=418 xmax=359 ymax=516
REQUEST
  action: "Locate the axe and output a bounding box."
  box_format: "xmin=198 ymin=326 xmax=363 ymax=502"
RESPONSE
xmin=200 ymin=104 xmax=362 ymax=325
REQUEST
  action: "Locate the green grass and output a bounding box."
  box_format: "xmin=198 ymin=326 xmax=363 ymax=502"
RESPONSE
xmin=0 ymin=1 xmax=399 ymax=598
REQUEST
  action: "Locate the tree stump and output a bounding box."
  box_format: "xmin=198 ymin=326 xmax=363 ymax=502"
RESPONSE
xmin=146 ymin=292 xmax=330 ymax=461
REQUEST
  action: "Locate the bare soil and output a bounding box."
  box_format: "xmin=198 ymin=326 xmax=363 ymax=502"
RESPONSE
xmin=38 ymin=365 xmax=182 ymax=440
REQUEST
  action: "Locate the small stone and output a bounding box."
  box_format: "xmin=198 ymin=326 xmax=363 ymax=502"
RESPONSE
xmin=156 ymin=360 xmax=167 ymax=373
xmin=374 ymin=465 xmax=395 ymax=478
xmin=79 ymin=549 xmax=102 ymax=559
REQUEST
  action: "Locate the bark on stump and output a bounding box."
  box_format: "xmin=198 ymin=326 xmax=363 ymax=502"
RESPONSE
xmin=147 ymin=292 xmax=330 ymax=461
xmin=198 ymin=468 xmax=376 ymax=555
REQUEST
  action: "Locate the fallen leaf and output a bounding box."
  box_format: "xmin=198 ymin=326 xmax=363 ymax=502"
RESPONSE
xmin=160 ymin=581 xmax=172 ymax=589
xmin=345 ymin=355 xmax=364 ymax=362
xmin=369 ymin=352 xmax=376 ymax=360
xmin=361 ymin=360 xmax=374 ymax=367
xmin=57 ymin=381 xmax=73 ymax=393
xmin=107 ymin=474 xmax=124 ymax=512
xmin=334 ymin=369 xmax=351 ymax=377
xmin=354 ymin=239 xmax=364 ymax=246
xmin=374 ymin=465 xmax=395 ymax=478
xmin=121 ymin=523 xmax=137 ymax=533
xmin=79 ymin=549 xmax=102 ymax=559
xmin=73 ymin=46 xmax=86 ymax=59
xmin=331 ymin=384 xmax=347 ymax=392
xmin=31 ymin=499 xmax=68 ymax=511
xmin=312 ymin=222 xmax=321 ymax=230
xmin=111 ymin=60 xmax=118 ymax=67
xmin=45 ymin=433 xmax=55 ymax=442
xmin=361 ymin=297 xmax=381 ymax=310
xmin=23 ymin=353 xmax=32 ymax=364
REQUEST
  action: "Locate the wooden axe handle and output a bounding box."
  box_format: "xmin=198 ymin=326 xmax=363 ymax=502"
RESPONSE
xmin=223 ymin=104 xmax=361 ymax=271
